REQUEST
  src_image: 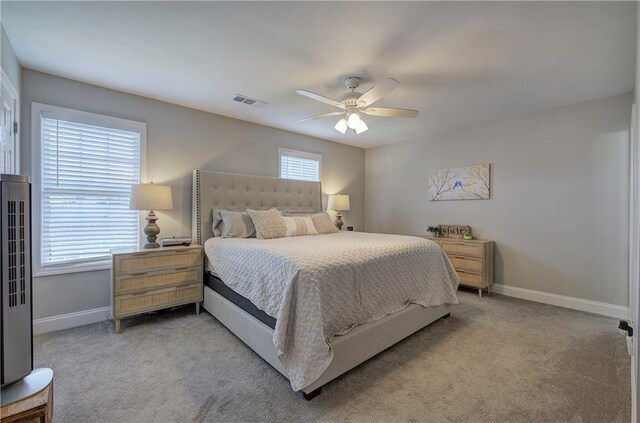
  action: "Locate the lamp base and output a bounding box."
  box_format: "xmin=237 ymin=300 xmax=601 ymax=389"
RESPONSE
xmin=143 ymin=210 xmax=161 ymax=249
xmin=334 ymin=214 xmax=344 ymax=230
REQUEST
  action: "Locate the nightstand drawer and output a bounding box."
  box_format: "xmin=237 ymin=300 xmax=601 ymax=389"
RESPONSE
xmin=115 ymin=266 xmax=202 ymax=295
xmin=449 ymin=255 xmax=483 ymax=273
xmin=114 ymin=283 xmax=202 ymax=317
xmin=457 ymin=270 xmax=483 ymax=287
xmin=115 ymin=249 xmax=202 ymax=274
xmin=439 ymin=241 xmax=483 ymax=258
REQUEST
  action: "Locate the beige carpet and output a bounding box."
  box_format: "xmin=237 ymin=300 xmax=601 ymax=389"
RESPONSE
xmin=35 ymin=290 xmax=630 ymax=422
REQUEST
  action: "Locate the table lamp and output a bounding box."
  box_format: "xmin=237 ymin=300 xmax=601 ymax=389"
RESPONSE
xmin=327 ymin=194 xmax=350 ymax=230
xmin=129 ymin=183 xmax=173 ymax=248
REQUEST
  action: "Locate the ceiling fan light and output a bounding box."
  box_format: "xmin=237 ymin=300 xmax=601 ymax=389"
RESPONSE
xmin=334 ymin=118 xmax=348 ymax=134
xmin=355 ymin=120 xmax=368 ymax=134
xmin=347 ymin=111 xmax=361 ymax=129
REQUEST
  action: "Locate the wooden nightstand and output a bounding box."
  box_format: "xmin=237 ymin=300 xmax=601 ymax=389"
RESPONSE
xmin=111 ymin=245 xmax=203 ymax=333
xmin=426 ymin=237 xmax=495 ymax=298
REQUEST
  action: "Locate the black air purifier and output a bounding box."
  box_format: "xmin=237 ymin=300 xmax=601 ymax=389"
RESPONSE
xmin=0 ymin=174 xmax=33 ymax=386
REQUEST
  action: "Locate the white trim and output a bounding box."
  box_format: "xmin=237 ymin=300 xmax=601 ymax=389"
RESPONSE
xmin=33 ymin=306 xmax=112 ymax=335
xmin=491 ymin=284 xmax=628 ymax=319
xmin=0 ymin=68 xmax=19 ymax=99
xmin=630 ymin=96 xmax=640 ymax=421
xmin=1 ymin=67 xmax=20 ymax=174
xmin=33 ymin=259 xmax=110 ymax=278
xmin=30 ymin=102 xmax=148 ymax=275
xmin=278 ymin=147 xmax=322 ymax=181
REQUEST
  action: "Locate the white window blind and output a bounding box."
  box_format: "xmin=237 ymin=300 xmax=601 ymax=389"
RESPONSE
xmin=279 ymin=148 xmax=321 ymax=182
xmin=40 ymin=115 xmax=142 ymax=268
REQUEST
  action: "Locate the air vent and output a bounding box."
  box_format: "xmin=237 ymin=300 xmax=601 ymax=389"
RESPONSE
xmin=6 ymin=199 xmax=27 ymax=307
xmin=232 ymin=94 xmax=268 ymax=108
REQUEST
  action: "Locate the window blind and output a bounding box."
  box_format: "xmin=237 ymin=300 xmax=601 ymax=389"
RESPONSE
xmin=280 ymin=150 xmax=321 ymax=182
xmin=41 ymin=117 xmax=141 ymax=267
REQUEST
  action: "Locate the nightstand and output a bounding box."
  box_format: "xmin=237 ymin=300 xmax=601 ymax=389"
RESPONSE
xmin=111 ymin=245 xmax=203 ymax=333
xmin=425 ymin=237 xmax=495 ymax=298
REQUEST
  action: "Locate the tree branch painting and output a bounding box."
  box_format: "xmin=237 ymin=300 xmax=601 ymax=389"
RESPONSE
xmin=428 ymin=164 xmax=490 ymax=201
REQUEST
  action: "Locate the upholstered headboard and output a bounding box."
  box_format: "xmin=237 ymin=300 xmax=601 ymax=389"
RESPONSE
xmin=192 ymin=170 xmax=322 ymax=244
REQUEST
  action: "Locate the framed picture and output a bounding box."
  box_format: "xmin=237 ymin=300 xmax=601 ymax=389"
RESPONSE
xmin=429 ymin=163 xmax=490 ymax=201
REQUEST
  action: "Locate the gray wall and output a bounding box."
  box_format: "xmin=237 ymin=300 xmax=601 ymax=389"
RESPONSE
xmin=20 ymin=69 xmax=365 ymax=319
xmin=365 ymin=93 xmax=632 ymax=306
xmin=1 ymin=24 xmax=20 ymax=93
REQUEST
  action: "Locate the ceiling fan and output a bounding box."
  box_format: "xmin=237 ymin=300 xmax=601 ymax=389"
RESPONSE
xmin=296 ymin=77 xmax=419 ymax=135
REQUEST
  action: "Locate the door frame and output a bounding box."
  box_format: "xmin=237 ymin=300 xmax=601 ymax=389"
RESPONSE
xmin=0 ymin=66 xmax=20 ymax=174
xmin=631 ymin=102 xmax=640 ymax=423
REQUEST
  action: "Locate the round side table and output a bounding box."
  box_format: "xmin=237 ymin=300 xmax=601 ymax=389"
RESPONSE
xmin=0 ymin=368 xmax=54 ymax=423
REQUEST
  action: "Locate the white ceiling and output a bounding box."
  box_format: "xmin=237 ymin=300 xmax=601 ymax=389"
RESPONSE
xmin=3 ymin=1 xmax=636 ymax=149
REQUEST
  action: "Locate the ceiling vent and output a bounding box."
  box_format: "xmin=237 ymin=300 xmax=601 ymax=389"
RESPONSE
xmin=233 ymin=94 xmax=268 ymax=108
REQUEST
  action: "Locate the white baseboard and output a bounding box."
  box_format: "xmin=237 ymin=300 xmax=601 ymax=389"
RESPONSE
xmin=491 ymin=284 xmax=628 ymax=319
xmin=33 ymin=306 xmax=112 ymax=335
xmin=31 ymin=285 xmax=627 ymax=335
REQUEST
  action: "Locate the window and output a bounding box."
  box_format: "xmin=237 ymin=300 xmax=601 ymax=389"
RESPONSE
xmin=279 ymin=148 xmax=321 ymax=182
xmin=32 ymin=103 xmax=146 ymax=275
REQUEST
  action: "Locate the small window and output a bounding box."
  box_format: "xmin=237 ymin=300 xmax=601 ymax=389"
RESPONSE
xmin=32 ymin=103 xmax=146 ymax=275
xmin=279 ymin=148 xmax=321 ymax=182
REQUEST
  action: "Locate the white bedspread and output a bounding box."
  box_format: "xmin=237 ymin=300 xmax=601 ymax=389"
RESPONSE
xmin=204 ymin=231 xmax=459 ymax=391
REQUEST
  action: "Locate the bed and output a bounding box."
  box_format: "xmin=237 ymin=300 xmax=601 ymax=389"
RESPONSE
xmin=192 ymin=170 xmax=459 ymax=399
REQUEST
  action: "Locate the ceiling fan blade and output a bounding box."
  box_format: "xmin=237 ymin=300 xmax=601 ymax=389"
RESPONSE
xmin=356 ymin=78 xmax=401 ymax=107
xmin=361 ymin=107 xmax=419 ymax=118
xmin=296 ymin=90 xmax=345 ymax=109
xmin=297 ymin=111 xmax=344 ymax=123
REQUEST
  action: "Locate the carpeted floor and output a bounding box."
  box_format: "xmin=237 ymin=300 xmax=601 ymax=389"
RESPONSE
xmin=35 ymin=290 xmax=630 ymax=423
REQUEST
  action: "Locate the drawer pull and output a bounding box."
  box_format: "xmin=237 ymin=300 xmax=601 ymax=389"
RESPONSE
xmin=130 ymin=271 xmax=148 ymax=276
xmin=176 ymin=267 xmax=190 ymax=271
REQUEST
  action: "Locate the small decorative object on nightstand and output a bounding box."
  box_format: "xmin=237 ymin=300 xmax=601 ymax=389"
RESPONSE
xmin=327 ymin=194 xmax=350 ymax=230
xmin=129 ymin=183 xmax=174 ymax=249
xmin=426 ymin=225 xmax=440 ymax=238
xmin=111 ymin=245 xmax=203 ymax=333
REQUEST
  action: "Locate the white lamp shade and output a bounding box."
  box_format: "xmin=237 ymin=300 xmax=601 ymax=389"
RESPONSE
xmin=355 ymin=120 xmax=368 ymax=134
xmin=129 ymin=184 xmax=174 ymax=211
xmin=327 ymin=194 xmax=350 ymax=211
xmin=334 ymin=118 xmax=348 ymax=134
xmin=347 ymin=111 xmax=361 ymax=129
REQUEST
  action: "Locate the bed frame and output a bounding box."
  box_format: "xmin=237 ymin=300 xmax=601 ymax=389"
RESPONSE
xmin=192 ymin=169 xmax=452 ymax=399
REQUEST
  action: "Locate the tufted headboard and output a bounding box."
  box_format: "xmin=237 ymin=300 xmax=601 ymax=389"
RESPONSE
xmin=192 ymin=170 xmax=322 ymax=244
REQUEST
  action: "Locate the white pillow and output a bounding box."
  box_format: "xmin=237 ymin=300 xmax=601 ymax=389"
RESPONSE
xmin=282 ymin=216 xmax=319 ymax=237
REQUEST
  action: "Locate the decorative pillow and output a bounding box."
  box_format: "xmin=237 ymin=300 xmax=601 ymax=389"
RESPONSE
xmin=280 ymin=209 xmax=318 ymax=217
xmin=247 ymin=208 xmax=287 ymax=239
xmin=211 ymin=209 xmax=223 ymax=237
xmin=219 ymin=210 xmax=256 ymax=238
xmin=282 ymin=216 xmax=319 ymax=237
xmin=310 ymin=212 xmax=339 ymax=234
